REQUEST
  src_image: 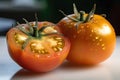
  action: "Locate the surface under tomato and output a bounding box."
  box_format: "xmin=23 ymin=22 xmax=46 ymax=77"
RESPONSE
xmin=57 ymin=4 xmax=116 ymax=65
xmin=6 ymin=21 xmax=70 ymax=72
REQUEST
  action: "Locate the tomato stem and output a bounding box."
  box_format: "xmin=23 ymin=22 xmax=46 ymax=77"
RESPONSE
xmin=73 ymin=3 xmax=80 ymax=20
xmin=79 ymin=11 xmax=85 ymax=21
xmin=59 ymin=10 xmax=79 ymax=22
xmin=60 ymin=3 xmax=96 ymax=28
xmin=33 ymin=27 xmax=39 ymax=38
xmin=84 ymin=4 xmax=96 ymax=22
xmin=22 ymin=37 xmax=31 ymax=49
xmin=23 ymin=18 xmax=34 ymax=35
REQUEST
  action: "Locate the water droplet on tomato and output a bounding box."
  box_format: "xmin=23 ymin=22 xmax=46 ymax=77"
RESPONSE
xmin=81 ymin=26 xmax=84 ymax=29
xmin=92 ymin=39 xmax=95 ymax=41
xmin=95 ymin=36 xmax=99 ymax=39
xmin=86 ymin=25 xmax=89 ymax=28
xmin=47 ymin=55 xmax=51 ymax=58
xmin=90 ymin=34 xmax=92 ymax=37
xmin=73 ymin=35 xmax=77 ymax=38
xmin=99 ymin=38 xmax=102 ymax=41
xmin=101 ymin=44 xmax=105 ymax=47
xmin=91 ymin=30 xmax=94 ymax=33
xmin=97 ymin=43 xmax=100 ymax=45
xmin=77 ymin=30 xmax=81 ymax=34
xmin=102 ymin=47 xmax=106 ymax=50
xmin=57 ymin=53 xmax=61 ymax=56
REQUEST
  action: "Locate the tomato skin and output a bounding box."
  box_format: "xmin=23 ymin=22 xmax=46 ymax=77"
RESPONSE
xmin=57 ymin=14 xmax=116 ymax=65
xmin=6 ymin=21 xmax=70 ymax=72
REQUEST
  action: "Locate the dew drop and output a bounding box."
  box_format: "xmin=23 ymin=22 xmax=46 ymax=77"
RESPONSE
xmin=47 ymin=55 xmax=51 ymax=58
xmin=92 ymin=39 xmax=95 ymax=41
xmin=91 ymin=30 xmax=94 ymax=33
xmin=102 ymin=47 xmax=106 ymax=50
xmin=73 ymin=35 xmax=77 ymax=38
xmin=70 ymin=22 xmax=74 ymax=25
xmin=97 ymin=43 xmax=100 ymax=45
xmin=99 ymin=38 xmax=102 ymax=41
xmin=101 ymin=44 xmax=105 ymax=47
xmin=86 ymin=25 xmax=89 ymax=28
xmin=90 ymin=34 xmax=92 ymax=37
xmin=95 ymin=36 xmax=99 ymax=39
xmin=57 ymin=53 xmax=61 ymax=56
xmin=77 ymin=30 xmax=81 ymax=34
xmin=81 ymin=26 xmax=84 ymax=29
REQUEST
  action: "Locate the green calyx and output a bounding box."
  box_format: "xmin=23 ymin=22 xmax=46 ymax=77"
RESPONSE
xmin=17 ymin=20 xmax=59 ymax=39
xmin=60 ymin=3 xmax=96 ymax=28
xmin=16 ymin=16 xmax=62 ymax=49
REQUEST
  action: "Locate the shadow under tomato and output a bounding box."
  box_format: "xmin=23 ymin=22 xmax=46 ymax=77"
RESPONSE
xmin=60 ymin=61 xmax=99 ymax=70
xmin=11 ymin=69 xmax=59 ymax=80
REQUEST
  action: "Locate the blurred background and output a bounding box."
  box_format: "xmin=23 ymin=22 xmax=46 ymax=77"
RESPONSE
xmin=0 ymin=0 xmax=120 ymax=36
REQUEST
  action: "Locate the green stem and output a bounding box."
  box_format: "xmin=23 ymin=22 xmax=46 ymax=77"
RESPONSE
xmin=59 ymin=10 xmax=79 ymax=22
xmin=22 ymin=37 xmax=31 ymax=49
xmin=79 ymin=11 xmax=85 ymax=21
xmin=23 ymin=18 xmax=34 ymax=35
xmin=73 ymin=3 xmax=80 ymax=20
xmin=33 ymin=27 xmax=39 ymax=38
xmin=84 ymin=4 xmax=96 ymax=22
xmin=17 ymin=26 xmax=30 ymax=35
xmin=35 ymin=13 xmax=38 ymax=27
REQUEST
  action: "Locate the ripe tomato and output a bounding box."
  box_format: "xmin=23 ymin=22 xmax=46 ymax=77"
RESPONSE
xmin=57 ymin=4 xmax=116 ymax=65
xmin=6 ymin=20 xmax=70 ymax=72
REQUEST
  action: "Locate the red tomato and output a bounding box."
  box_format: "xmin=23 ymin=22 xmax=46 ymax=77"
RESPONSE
xmin=57 ymin=4 xmax=116 ymax=65
xmin=6 ymin=20 xmax=70 ymax=72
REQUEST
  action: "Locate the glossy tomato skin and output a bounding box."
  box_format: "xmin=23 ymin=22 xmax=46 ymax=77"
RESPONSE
xmin=57 ymin=14 xmax=116 ymax=65
xmin=7 ymin=21 xmax=70 ymax=72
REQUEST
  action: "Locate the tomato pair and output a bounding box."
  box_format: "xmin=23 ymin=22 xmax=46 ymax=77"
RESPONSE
xmin=6 ymin=4 xmax=116 ymax=72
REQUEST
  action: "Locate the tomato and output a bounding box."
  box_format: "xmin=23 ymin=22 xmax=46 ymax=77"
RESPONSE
xmin=6 ymin=20 xmax=70 ymax=72
xmin=57 ymin=4 xmax=116 ymax=65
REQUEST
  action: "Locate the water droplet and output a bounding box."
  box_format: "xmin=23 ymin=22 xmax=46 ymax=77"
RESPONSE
xmin=92 ymin=39 xmax=95 ymax=41
xmin=35 ymin=54 xmax=40 ymax=58
xmin=99 ymin=38 xmax=102 ymax=41
xmin=91 ymin=30 xmax=94 ymax=32
xmin=86 ymin=25 xmax=89 ymax=28
xmin=81 ymin=26 xmax=84 ymax=29
xmin=95 ymin=36 xmax=99 ymax=39
xmin=97 ymin=43 xmax=100 ymax=45
xmin=57 ymin=53 xmax=61 ymax=56
xmin=47 ymin=56 xmax=51 ymax=58
xmin=70 ymin=22 xmax=74 ymax=25
xmin=90 ymin=34 xmax=92 ymax=37
xmin=73 ymin=35 xmax=76 ymax=38
xmin=77 ymin=30 xmax=81 ymax=34
xmin=101 ymin=44 xmax=105 ymax=47
xmin=102 ymin=47 xmax=106 ymax=50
